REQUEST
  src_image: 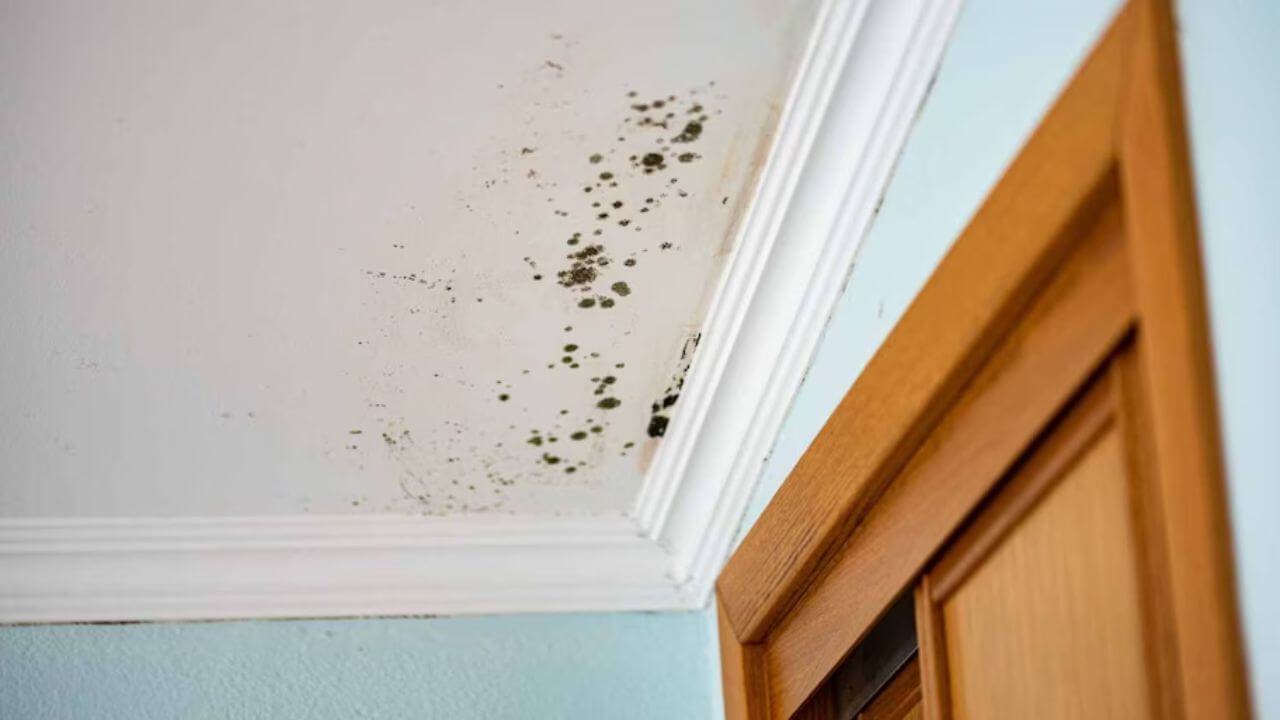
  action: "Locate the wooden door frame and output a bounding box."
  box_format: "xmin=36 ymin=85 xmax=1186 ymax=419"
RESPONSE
xmin=715 ymin=1 xmax=1249 ymax=717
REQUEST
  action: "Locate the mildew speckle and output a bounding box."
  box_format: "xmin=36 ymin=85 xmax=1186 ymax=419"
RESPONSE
xmin=646 ymin=332 xmax=701 ymax=439
xmin=343 ymin=67 xmax=731 ymax=512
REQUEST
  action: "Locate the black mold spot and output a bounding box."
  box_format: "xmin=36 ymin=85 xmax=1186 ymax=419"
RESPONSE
xmin=611 ymin=281 xmax=631 ymax=297
xmin=647 ymin=415 xmax=669 ymax=438
xmin=672 ymin=121 xmax=703 ymax=143
xmin=597 ymin=397 xmax=621 ymax=410
xmin=645 ymin=333 xmax=701 ymax=445
xmin=559 ymin=264 xmax=597 ymax=287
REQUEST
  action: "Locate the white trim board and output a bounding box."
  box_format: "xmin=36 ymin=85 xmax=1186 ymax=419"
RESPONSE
xmin=0 ymin=515 xmax=683 ymax=622
xmin=0 ymin=0 xmax=963 ymax=623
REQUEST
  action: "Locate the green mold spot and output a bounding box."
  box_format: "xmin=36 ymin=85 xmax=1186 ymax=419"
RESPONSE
xmin=673 ymin=121 xmax=703 ymax=143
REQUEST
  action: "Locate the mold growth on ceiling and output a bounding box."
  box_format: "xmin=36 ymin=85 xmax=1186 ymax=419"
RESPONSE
xmin=0 ymin=0 xmax=821 ymax=519
xmin=357 ymin=79 xmax=729 ymax=515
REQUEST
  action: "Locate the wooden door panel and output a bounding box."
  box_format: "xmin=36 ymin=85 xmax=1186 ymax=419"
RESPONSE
xmin=939 ymin=426 xmax=1151 ymax=719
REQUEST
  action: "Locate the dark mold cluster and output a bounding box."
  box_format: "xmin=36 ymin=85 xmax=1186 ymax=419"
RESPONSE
xmin=647 ymin=332 xmax=700 ymax=438
xmin=536 ymin=85 xmax=717 ymax=312
xmin=347 ymin=69 xmax=722 ymax=514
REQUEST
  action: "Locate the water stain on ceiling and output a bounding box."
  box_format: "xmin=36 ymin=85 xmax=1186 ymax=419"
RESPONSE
xmin=0 ymin=0 xmax=820 ymax=518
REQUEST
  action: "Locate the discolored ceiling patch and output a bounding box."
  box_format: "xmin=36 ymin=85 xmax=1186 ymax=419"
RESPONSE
xmin=0 ymin=0 xmax=821 ymax=518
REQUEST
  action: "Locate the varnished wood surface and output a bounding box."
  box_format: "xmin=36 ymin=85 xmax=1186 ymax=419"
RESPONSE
xmin=764 ymin=202 xmax=1134 ymax=717
xmin=939 ymin=426 xmax=1152 ymax=719
xmin=719 ymin=596 xmax=770 ymax=720
xmin=1118 ymin=0 xmax=1250 ymax=713
xmin=856 ymin=659 xmax=922 ymax=720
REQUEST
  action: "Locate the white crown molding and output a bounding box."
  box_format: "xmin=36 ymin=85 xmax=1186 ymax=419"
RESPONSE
xmin=0 ymin=0 xmax=962 ymax=624
xmin=0 ymin=514 xmax=684 ymax=622
xmin=635 ymin=0 xmax=964 ymax=605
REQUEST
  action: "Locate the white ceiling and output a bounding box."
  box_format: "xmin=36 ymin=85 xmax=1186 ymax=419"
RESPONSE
xmin=0 ymin=0 xmax=819 ymax=517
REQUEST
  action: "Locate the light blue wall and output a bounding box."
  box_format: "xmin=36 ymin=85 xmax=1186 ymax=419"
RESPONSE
xmin=737 ymin=0 xmax=1277 ymax=713
xmin=0 ymin=611 xmax=722 ymax=720
xmin=1176 ymin=1 xmax=1280 ymax=713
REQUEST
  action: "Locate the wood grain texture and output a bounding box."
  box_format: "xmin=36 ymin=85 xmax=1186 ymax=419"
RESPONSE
xmin=1118 ymin=0 xmax=1251 ymax=715
xmin=717 ymin=4 xmax=1136 ymax=644
xmin=764 ymin=201 xmax=1135 ymax=717
xmin=857 ymin=658 xmax=922 ymax=720
xmin=925 ymin=371 xmax=1116 ymax=603
xmin=914 ymin=581 xmax=946 ymax=720
xmin=719 ymin=596 xmax=770 ymax=720
xmin=939 ymin=427 xmax=1152 ymax=720
xmin=792 ymin=685 xmax=837 ymax=720
xmin=1110 ymin=346 xmax=1185 ymax=718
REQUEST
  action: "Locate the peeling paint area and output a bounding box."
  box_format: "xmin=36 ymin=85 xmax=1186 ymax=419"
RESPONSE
xmin=0 ymin=0 xmax=820 ymax=518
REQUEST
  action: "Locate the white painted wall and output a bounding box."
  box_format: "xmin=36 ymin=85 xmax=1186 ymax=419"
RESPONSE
xmin=734 ymin=0 xmax=1277 ymax=712
xmin=0 ymin=0 xmax=816 ymax=518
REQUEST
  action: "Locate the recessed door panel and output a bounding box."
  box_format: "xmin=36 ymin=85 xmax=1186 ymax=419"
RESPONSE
xmin=939 ymin=426 xmax=1151 ymax=719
